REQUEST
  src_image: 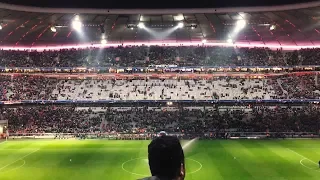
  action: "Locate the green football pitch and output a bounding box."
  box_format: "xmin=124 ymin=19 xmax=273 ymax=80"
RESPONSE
xmin=0 ymin=139 xmax=320 ymax=180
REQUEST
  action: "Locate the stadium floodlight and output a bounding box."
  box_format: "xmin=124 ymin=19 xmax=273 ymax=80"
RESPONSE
xmin=101 ymin=39 xmax=107 ymax=44
xmin=74 ymin=15 xmax=80 ymax=21
xmin=202 ymin=39 xmax=207 ymax=43
xmin=270 ymin=25 xmax=276 ymax=30
xmin=50 ymin=26 xmax=57 ymax=33
xmin=175 ymin=14 xmax=184 ymax=21
xmin=137 ymin=22 xmax=145 ymax=29
xmin=236 ymin=20 xmax=246 ymax=29
xmin=234 ymin=20 xmax=246 ymax=33
xmin=178 ymin=22 xmax=184 ymax=28
xmin=72 ymin=20 xmax=82 ymax=31
xmin=227 ymin=39 xmax=233 ymax=43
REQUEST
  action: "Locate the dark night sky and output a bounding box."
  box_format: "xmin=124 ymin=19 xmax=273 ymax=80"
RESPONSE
xmin=0 ymin=0 xmax=316 ymax=9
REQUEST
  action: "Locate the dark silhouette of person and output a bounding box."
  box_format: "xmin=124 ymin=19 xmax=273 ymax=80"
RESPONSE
xmin=139 ymin=136 xmax=185 ymax=180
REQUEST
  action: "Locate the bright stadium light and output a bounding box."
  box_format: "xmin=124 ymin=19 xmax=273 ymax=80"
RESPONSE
xmin=75 ymin=15 xmax=80 ymax=21
xmin=101 ymin=39 xmax=107 ymax=44
xmin=236 ymin=20 xmax=246 ymax=29
xmin=72 ymin=19 xmax=82 ymax=31
xmin=227 ymin=39 xmax=233 ymax=43
xmin=50 ymin=26 xmax=57 ymax=32
xmin=175 ymin=14 xmax=184 ymax=21
xmin=270 ymin=25 xmax=276 ymax=30
xmin=202 ymin=39 xmax=207 ymax=43
xmin=234 ymin=20 xmax=246 ymax=33
xmin=178 ymin=22 xmax=184 ymax=28
xmin=137 ymin=22 xmax=145 ymax=29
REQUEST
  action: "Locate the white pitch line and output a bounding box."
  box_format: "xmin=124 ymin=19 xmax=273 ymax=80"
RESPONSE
xmin=0 ymin=148 xmax=39 ymax=171
xmin=0 ymin=141 xmax=6 ymax=145
xmin=187 ymin=158 xmax=203 ymax=174
xmin=286 ymin=148 xmax=318 ymax=165
xmin=121 ymin=157 xmax=149 ymax=177
xmin=1 ymin=160 xmax=26 ymax=174
xmin=299 ymin=158 xmax=320 ymax=171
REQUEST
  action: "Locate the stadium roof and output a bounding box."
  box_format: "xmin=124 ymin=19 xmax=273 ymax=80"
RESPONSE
xmin=0 ymin=1 xmax=320 ymax=48
xmin=0 ymin=0 xmax=315 ymax=9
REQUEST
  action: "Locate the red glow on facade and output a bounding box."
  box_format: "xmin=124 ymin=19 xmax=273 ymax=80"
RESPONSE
xmin=67 ymin=31 xmax=72 ymax=38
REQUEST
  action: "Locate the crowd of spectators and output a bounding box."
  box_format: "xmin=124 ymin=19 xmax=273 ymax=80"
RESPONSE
xmin=1 ymin=46 xmax=320 ymax=67
xmin=1 ymin=74 xmax=320 ymax=101
xmin=51 ymin=78 xmax=278 ymax=101
xmin=2 ymin=106 xmax=101 ymax=134
xmin=1 ymin=105 xmax=319 ymax=134
xmin=2 ymin=46 xmax=320 ymax=138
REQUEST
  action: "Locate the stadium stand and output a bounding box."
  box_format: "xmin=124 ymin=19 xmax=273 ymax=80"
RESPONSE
xmin=51 ymin=78 xmax=278 ymax=101
xmin=1 ymin=47 xmax=320 ymax=67
xmin=1 ymin=74 xmax=320 ymax=101
xmin=0 ymin=76 xmax=290 ymax=101
xmin=2 ymin=105 xmax=319 ymax=136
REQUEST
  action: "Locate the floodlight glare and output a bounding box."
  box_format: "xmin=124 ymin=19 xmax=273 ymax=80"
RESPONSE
xmin=137 ymin=22 xmax=145 ymax=29
xmin=75 ymin=15 xmax=80 ymax=21
xmin=236 ymin=20 xmax=246 ymax=29
xmin=72 ymin=20 xmax=82 ymax=31
xmin=270 ymin=25 xmax=276 ymax=30
xmin=50 ymin=26 xmax=57 ymax=32
xmin=227 ymin=39 xmax=233 ymax=43
xmin=202 ymin=39 xmax=207 ymax=43
xmin=175 ymin=14 xmax=184 ymax=21
xmin=178 ymin=22 xmax=184 ymax=28
xmin=101 ymin=39 xmax=107 ymax=44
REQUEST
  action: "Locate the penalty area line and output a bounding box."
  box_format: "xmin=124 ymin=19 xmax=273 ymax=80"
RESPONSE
xmin=0 ymin=148 xmax=39 ymax=171
xmin=0 ymin=160 xmax=26 ymax=174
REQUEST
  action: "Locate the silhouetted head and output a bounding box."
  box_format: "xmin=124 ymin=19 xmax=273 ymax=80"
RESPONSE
xmin=148 ymin=136 xmax=185 ymax=180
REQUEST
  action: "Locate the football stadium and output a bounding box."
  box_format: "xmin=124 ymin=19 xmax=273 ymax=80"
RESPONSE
xmin=1 ymin=0 xmax=320 ymax=180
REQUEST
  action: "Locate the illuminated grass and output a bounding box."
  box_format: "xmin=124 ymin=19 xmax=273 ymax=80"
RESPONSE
xmin=0 ymin=139 xmax=320 ymax=180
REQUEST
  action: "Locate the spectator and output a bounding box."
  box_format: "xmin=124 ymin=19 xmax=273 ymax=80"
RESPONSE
xmin=141 ymin=135 xmax=185 ymax=180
